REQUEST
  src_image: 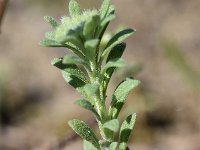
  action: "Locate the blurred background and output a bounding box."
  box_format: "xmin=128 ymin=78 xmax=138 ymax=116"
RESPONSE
xmin=0 ymin=0 xmax=200 ymax=149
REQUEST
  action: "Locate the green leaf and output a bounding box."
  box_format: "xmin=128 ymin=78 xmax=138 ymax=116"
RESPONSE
xmin=83 ymin=83 xmax=99 ymax=97
xmin=51 ymin=58 xmax=88 ymax=82
xmin=101 ymin=14 xmax=115 ymax=27
xmin=104 ymin=43 xmax=126 ymax=81
xmin=68 ymin=119 xmax=100 ymax=149
xmin=101 ymin=28 xmax=135 ymax=59
xmin=75 ymin=99 xmax=100 ymax=120
xmin=109 ymin=142 xmax=118 ymax=150
xmin=63 ymin=54 xmax=85 ymax=65
xmin=44 ymin=16 xmax=59 ymax=29
xmin=119 ymin=114 xmax=136 ymax=150
xmin=84 ymin=140 xmax=98 ymax=150
xmin=107 ymin=5 xmax=115 ymax=16
xmin=96 ymin=5 xmax=115 ymax=39
xmin=40 ymin=39 xmax=64 ymax=47
xmin=51 ymin=58 xmax=90 ymax=98
xmin=103 ymin=119 xmax=119 ymax=132
xmin=106 ymin=43 xmax=126 ymax=63
xmin=102 ymin=58 xmax=125 ymax=74
xmin=55 ymin=27 xmax=84 ymax=49
xmin=100 ymin=0 xmax=110 ymax=19
xmin=45 ymin=31 xmax=55 ymax=40
xmin=84 ymin=39 xmax=99 ymax=62
xmin=40 ymin=38 xmax=84 ymax=59
xmin=109 ymin=78 xmax=140 ymax=119
xmin=69 ymin=0 xmax=81 ymax=17
xmin=83 ymin=15 xmax=100 ymax=39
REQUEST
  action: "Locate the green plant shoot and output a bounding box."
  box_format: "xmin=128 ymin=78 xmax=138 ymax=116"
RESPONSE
xmin=40 ymin=0 xmax=140 ymax=149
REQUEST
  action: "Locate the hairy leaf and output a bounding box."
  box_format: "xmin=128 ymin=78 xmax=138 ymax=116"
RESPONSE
xmin=75 ymin=99 xmax=100 ymax=120
xmin=84 ymin=140 xmax=98 ymax=150
xmin=101 ymin=28 xmax=135 ymax=59
xmin=102 ymin=58 xmax=125 ymax=74
xmin=40 ymin=39 xmax=64 ymax=47
xmin=51 ymin=58 xmax=88 ymax=82
xmin=109 ymin=78 xmax=140 ymax=118
xmin=101 ymin=14 xmax=115 ymax=28
xmin=100 ymin=0 xmax=110 ymax=19
xmin=83 ymin=15 xmax=100 ymax=39
xmin=69 ymin=0 xmax=81 ymax=17
xmin=119 ymin=114 xmax=136 ymax=150
xmin=51 ymin=58 xmax=89 ymax=98
xmin=83 ymin=83 xmax=99 ymax=97
xmin=107 ymin=5 xmax=115 ymax=16
xmin=44 ymin=16 xmax=59 ymax=29
xmin=84 ymin=39 xmax=99 ymax=62
xmin=103 ymin=119 xmax=119 ymax=132
xmin=63 ymin=54 xmax=85 ymax=65
xmin=104 ymin=43 xmax=126 ymax=83
xmin=68 ymin=119 xmax=100 ymax=149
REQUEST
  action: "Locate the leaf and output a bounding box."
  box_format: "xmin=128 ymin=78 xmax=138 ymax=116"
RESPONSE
xmin=106 ymin=43 xmax=126 ymax=65
xmin=103 ymin=119 xmax=119 ymax=132
xmin=84 ymin=140 xmax=98 ymax=150
xmin=101 ymin=14 xmax=115 ymax=27
xmin=45 ymin=31 xmax=55 ymax=40
xmin=75 ymin=99 xmax=100 ymax=120
xmin=51 ymin=58 xmax=90 ymax=98
xmin=83 ymin=83 xmax=99 ymax=97
xmin=100 ymin=0 xmax=110 ymax=19
xmin=62 ymin=71 xmax=88 ymax=97
xmin=102 ymin=58 xmax=125 ymax=74
xmin=69 ymin=0 xmax=81 ymax=17
xmin=63 ymin=54 xmax=85 ymax=65
xmin=55 ymin=27 xmax=84 ymax=49
xmin=84 ymin=39 xmax=99 ymax=62
xmin=107 ymin=5 xmax=115 ymax=16
xmin=119 ymin=114 xmax=136 ymax=150
xmin=40 ymin=38 xmax=83 ymax=58
xmin=104 ymin=43 xmax=126 ymax=80
xmin=96 ymin=5 xmax=115 ymax=39
xmin=68 ymin=119 xmax=100 ymax=149
xmin=44 ymin=16 xmax=59 ymax=29
xmin=109 ymin=78 xmax=140 ymax=119
xmin=51 ymin=58 xmax=88 ymax=82
xmin=101 ymin=28 xmax=135 ymax=59
xmin=40 ymin=39 xmax=64 ymax=47
xmin=109 ymin=142 xmax=118 ymax=150
xmin=83 ymin=15 xmax=100 ymax=39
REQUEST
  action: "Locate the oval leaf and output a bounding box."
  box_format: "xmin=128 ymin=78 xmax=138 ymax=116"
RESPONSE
xmin=75 ymin=99 xmax=100 ymax=120
xmin=102 ymin=58 xmax=126 ymax=74
xmin=109 ymin=78 xmax=140 ymax=119
xmin=63 ymin=54 xmax=85 ymax=65
xmin=103 ymin=43 xmax=126 ymax=87
xmin=51 ymin=58 xmax=90 ymax=98
xmin=83 ymin=83 xmax=99 ymax=97
xmin=101 ymin=28 xmax=135 ymax=59
xmin=119 ymin=114 xmax=136 ymax=150
xmin=68 ymin=119 xmax=100 ymax=149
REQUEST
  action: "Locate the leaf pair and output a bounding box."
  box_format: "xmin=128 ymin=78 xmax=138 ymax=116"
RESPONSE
xmin=70 ymin=114 xmax=136 ymax=150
